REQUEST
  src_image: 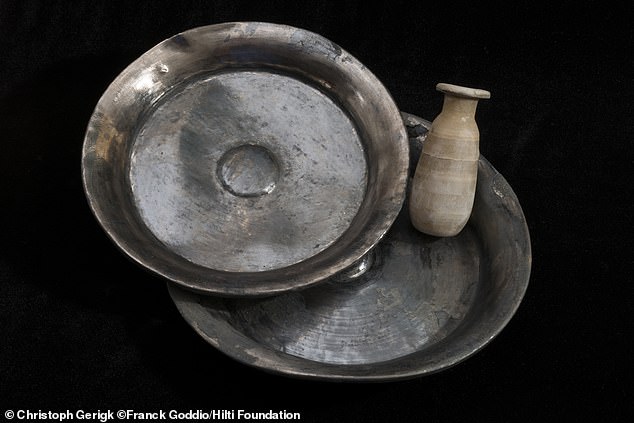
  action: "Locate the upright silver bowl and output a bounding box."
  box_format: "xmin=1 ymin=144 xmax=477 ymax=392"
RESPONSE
xmin=82 ymin=23 xmax=409 ymax=296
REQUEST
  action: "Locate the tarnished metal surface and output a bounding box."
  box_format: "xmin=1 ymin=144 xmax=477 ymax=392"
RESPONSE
xmin=168 ymin=113 xmax=532 ymax=381
xmin=82 ymin=23 xmax=409 ymax=296
xmin=130 ymin=71 xmax=366 ymax=272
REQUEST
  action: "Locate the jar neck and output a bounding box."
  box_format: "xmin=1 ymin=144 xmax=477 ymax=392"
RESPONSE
xmin=442 ymin=95 xmax=479 ymax=119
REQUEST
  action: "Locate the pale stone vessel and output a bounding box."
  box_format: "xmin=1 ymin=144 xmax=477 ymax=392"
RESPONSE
xmin=409 ymin=83 xmax=490 ymax=236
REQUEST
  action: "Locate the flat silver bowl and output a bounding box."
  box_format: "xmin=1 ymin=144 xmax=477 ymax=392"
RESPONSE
xmin=82 ymin=23 xmax=408 ymax=296
xmin=168 ymin=113 xmax=531 ymax=381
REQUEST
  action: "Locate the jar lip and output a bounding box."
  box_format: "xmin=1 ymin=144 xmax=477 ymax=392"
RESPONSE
xmin=436 ymin=83 xmax=491 ymax=99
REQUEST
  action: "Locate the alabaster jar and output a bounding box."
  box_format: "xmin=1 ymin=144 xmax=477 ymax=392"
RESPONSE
xmin=410 ymin=83 xmax=490 ymax=237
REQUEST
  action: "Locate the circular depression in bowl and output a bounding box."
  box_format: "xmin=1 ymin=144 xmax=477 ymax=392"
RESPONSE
xmin=82 ymin=22 xmax=409 ymax=296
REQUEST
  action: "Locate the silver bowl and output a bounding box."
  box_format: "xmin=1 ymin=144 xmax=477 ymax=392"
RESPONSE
xmin=82 ymin=22 xmax=409 ymax=296
xmin=167 ymin=113 xmax=532 ymax=381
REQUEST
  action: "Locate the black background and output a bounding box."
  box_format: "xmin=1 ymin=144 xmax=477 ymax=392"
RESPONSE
xmin=1 ymin=1 xmax=632 ymax=421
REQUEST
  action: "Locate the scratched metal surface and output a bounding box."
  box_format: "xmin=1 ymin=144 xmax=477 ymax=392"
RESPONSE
xmin=131 ymin=71 xmax=366 ymax=272
xmin=82 ymin=22 xmax=409 ymax=296
xmin=168 ymin=113 xmax=532 ymax=380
